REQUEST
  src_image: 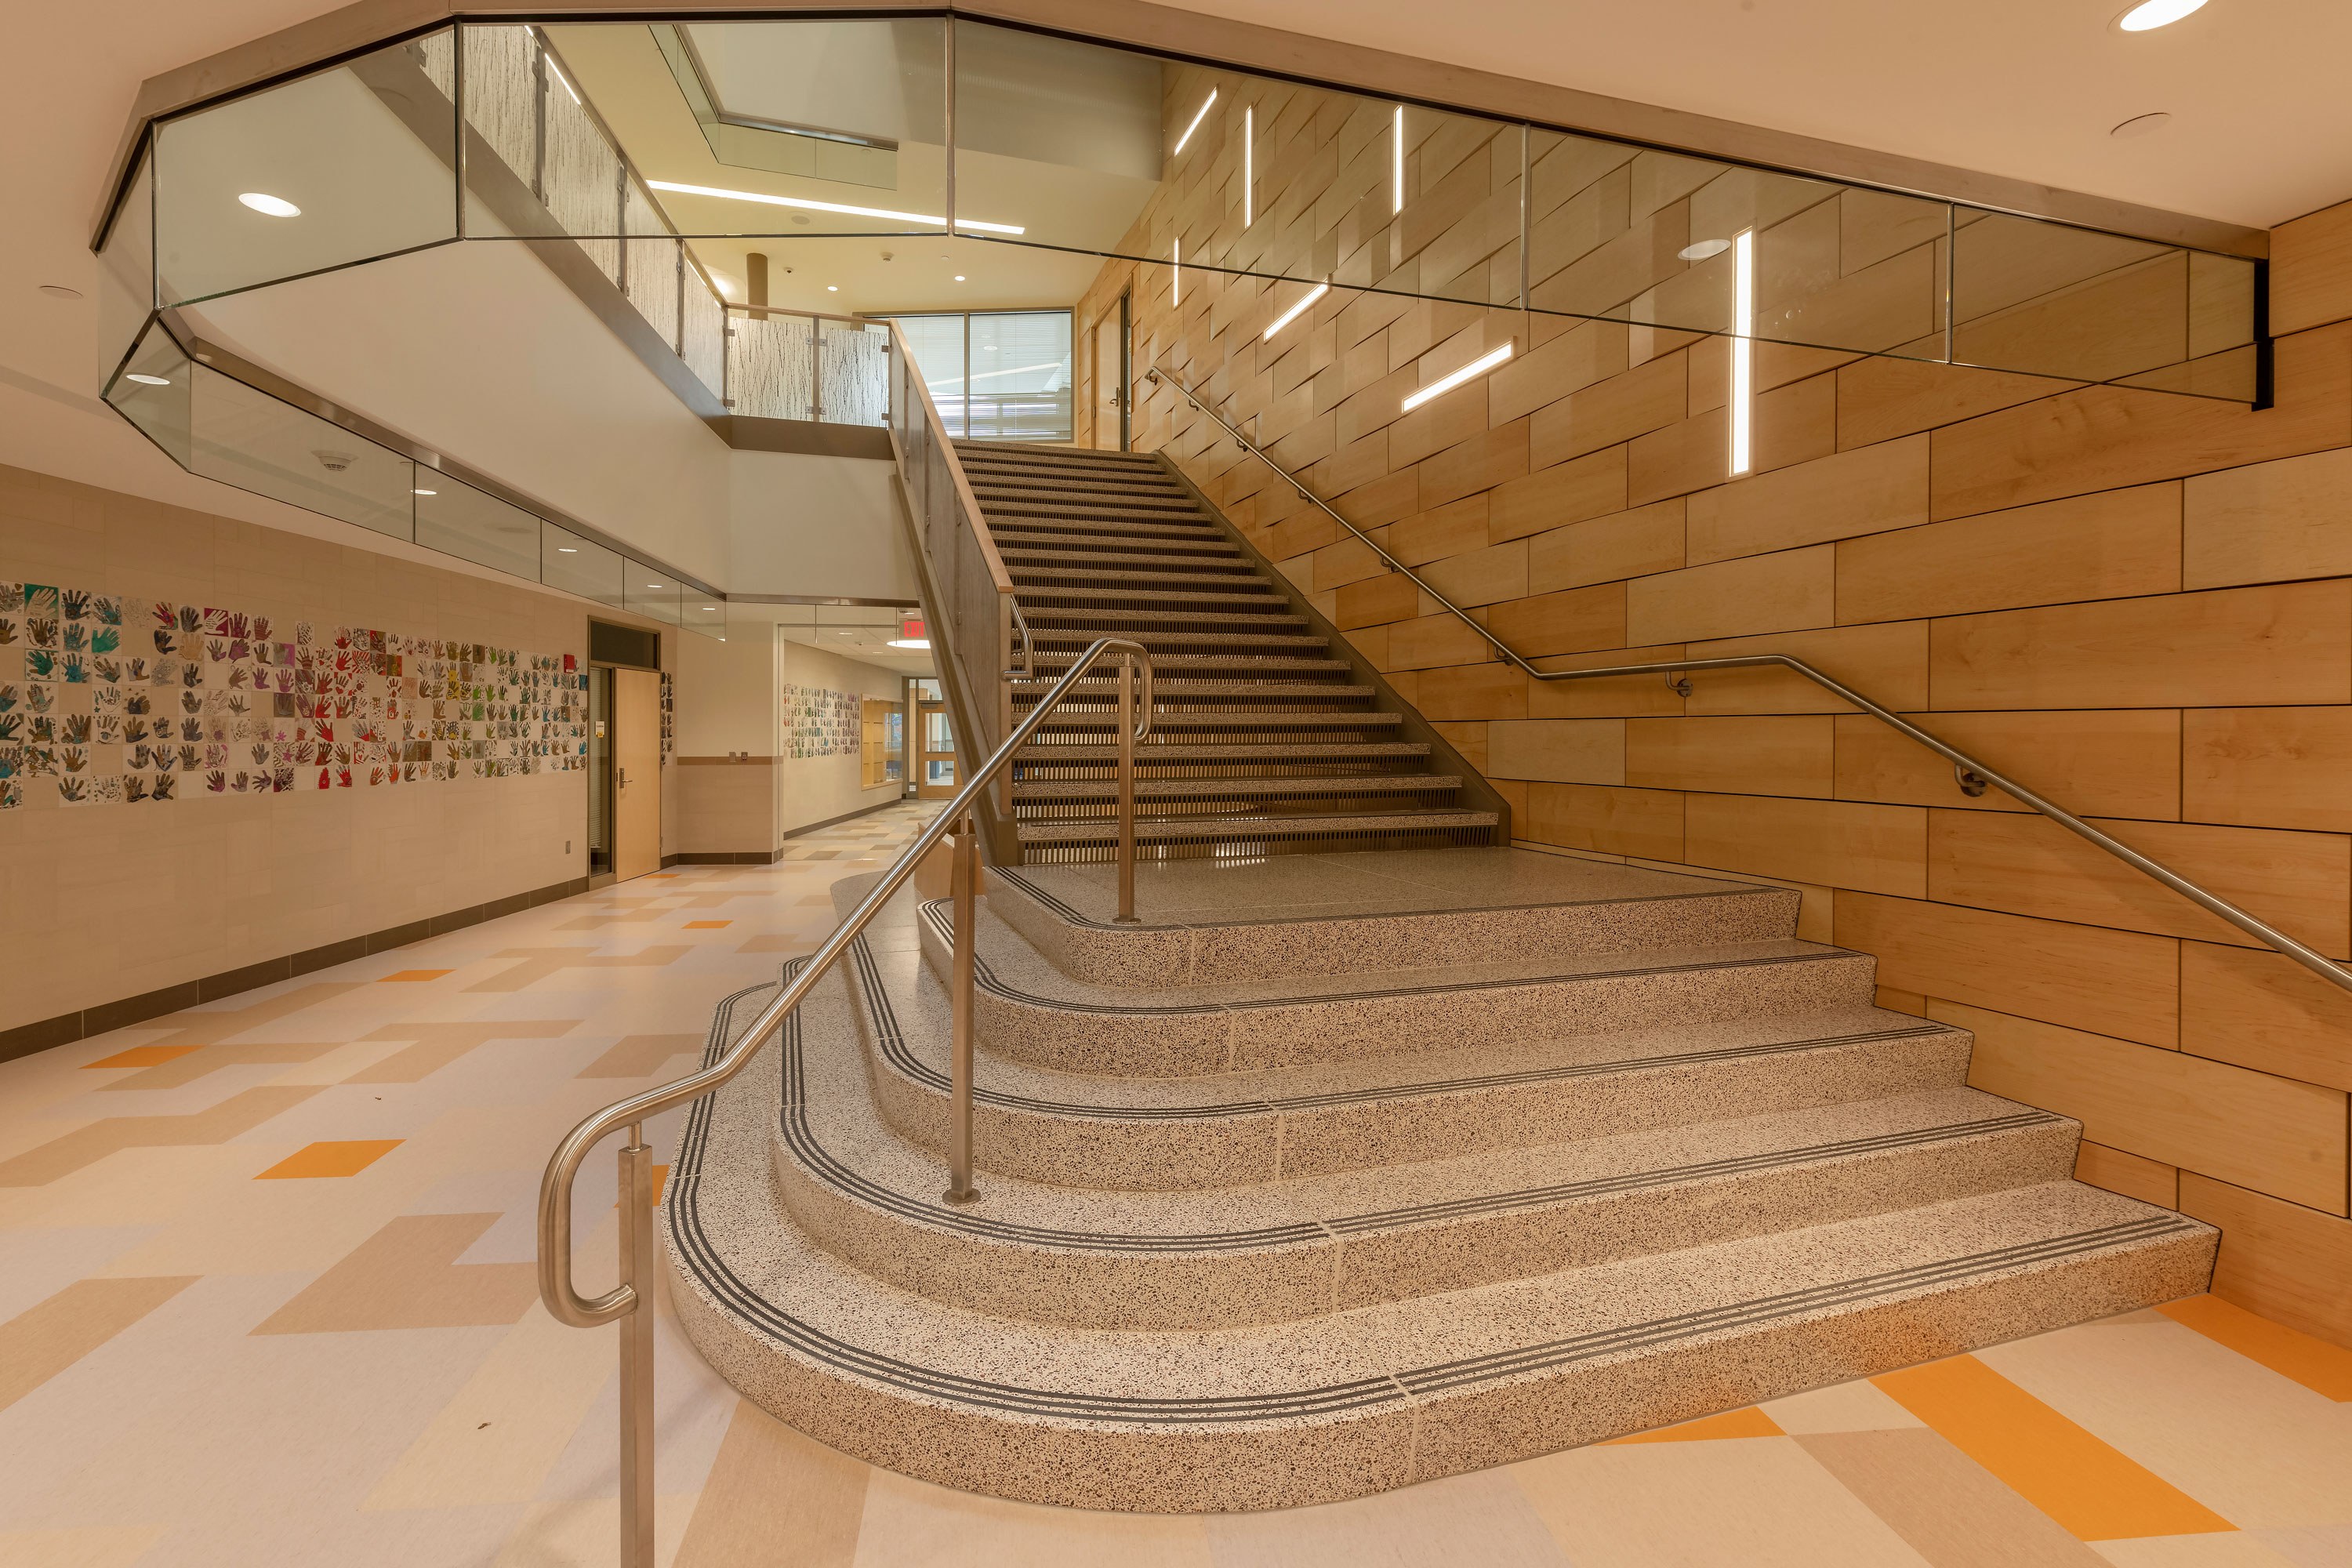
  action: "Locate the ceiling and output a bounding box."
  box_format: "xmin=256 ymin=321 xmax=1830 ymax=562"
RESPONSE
xmin=739 ymin=601 xmax=937 ymax=676
xmin=1144 ymin=0 xmax=2352 ymax=230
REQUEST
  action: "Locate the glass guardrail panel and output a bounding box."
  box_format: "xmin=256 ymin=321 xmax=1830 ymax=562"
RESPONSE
xmin=540 ymin=522 xmax=628 ymax=608
xmin=97 ymin=147 xmax=157 ymax=393
xmin=542 ymin=17 xmax=948 ymax=241
xmin=817 ymin=319 xmax=891 ymax=426
xmin=728 ymin=312 xmax=817 ymax=420
xmin=154 ymin=31 xmax=458 ymax=307
xmin=541 ymin=34 xmax=625 ymax=288
xmin=190 ymin=365 xmax=416 ymax=541
xmin=624 ymin=187 xmax=682 ymax=350
xmin=104 ymin=318 xmax=192 ymax=468
xmin=416 ymin=477 xmax=542 ymax=582
xmin=460 ymin=24 xmax=537 ymax=238
xmin=626 ymin=569 xmax=683 ymax=626
xmin=681 ymin=264 xmax=728 ymax=400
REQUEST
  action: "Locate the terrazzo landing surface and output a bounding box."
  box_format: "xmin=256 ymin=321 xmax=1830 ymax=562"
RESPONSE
xmin=2 ymin=804 xmax=2349 ymax=1562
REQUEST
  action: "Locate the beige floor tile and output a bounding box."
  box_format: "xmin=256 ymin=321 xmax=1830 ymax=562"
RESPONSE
xmin=673 ymin=1400 xmax=869 ymax=1568
xmin=1762 ymin=1378 xmax=1929 ymax=1433
xmin=492 ymin=1494 xmax=697 ymax=1567
xmin=1205 ymin=1468 xmax=1569 ymax=1566
xmin=1798 ymin=1428 xmax=2106 ymax=1567
xmin=1980 ymin=1323 xmax=2352 ymax=1529
xmin=1512 ymin=1436 xmax=1936 ymax=1567
xmin=851 ymin=1468 xmax=1215 ymax=1568
xmin=0 ymin=1526 xmax=165 ymax=1567
xmin=2092 ymin=1534 xmax=2307 ymax=1566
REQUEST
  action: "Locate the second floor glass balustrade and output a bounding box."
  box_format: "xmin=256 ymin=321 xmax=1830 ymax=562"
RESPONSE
xmin=94 ymin=15 xmax=2268 ymax=423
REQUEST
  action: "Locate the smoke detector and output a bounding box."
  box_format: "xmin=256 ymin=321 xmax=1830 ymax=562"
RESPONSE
xmin=313 ymin=450 xmax=360 ymax=474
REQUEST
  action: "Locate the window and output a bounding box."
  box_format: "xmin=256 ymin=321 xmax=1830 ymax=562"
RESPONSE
xmin=877 ymin=310 xmax=1072 ymax=441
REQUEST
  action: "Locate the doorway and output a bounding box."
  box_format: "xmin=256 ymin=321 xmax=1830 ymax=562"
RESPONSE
xmin=1092 ymin=289 xmax=1130 ymax=450
xmin=612 ymin=667 xmax=662 ymax=880
xmin=916 ymin=685 xmax=956 ymax=800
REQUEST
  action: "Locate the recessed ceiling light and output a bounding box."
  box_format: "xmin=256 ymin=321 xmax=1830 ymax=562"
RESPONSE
xmin=644 ymin=180 xmax=1023 ymax=235
xmin=557 ymin=546 xmax=578 ymax=553
xmin=648 ymin=583 xmax=664 ymax=589
xmin=953 ymin=274 xmax=966 ymax=282
xmin=38 ymin=284 xmax=82 ymax=299
xmin=887 ymin=638 xmax=931 ymax=649
xmin=412 ymin=487 xmax=437 ymax=495
xmin=124 ymin=372 xmax=172 ymax=386
xmin=1679 ymin=238 xmax=1732 ymax=262
xmin=827 ymin=285 xmax=838 ymax=292
xmin=701 ymin=606 xmax=716 ymax=612
xmin=2116 ymin=0 xmax=2206 ymax=30
xmin=238 ymin=192 xmax=300 ymax=217
xmin=2111 ymin=111 xmax=2174 ymax=138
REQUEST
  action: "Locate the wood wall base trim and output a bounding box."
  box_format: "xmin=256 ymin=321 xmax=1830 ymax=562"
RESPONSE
xmin=0 ymin=873 xmax=593 ymax=1065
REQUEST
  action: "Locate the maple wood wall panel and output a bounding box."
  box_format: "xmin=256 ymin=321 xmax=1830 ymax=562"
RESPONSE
xmin=1085 ymin=151 xmax=2352 ymax=1334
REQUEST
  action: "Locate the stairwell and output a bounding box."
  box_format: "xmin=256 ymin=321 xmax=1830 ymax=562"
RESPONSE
xmin=952 ymin=439 xmax=1504 ymax=859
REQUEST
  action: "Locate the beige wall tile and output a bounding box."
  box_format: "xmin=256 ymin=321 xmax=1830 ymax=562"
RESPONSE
xmin=1944 ymin=1000 xmax=2347 ymax=1213
xmin=1486 ymin=582 xmax=1627 ymax=656
xmin=1420 ymin=540 xmax=1529 ymax=608
xmin=1627 ymin=373 xmax=1837 ymax=506
xmin=1685 ymin=795 xmax=1926 ymax=897
xmin=2183 ymin=706 xmax=2352 ymax=834
xmin=1527 ymin=352 xmax=1687 ymax=469
xmin=1686 ymin=436 xmax=1929 ymax=565
xmin=2183 ymin=445 xmax=2352 ymax=590
xmin=1835 ymin=355 xmax=2076 ymax=451
xmin=2181 ymin=942 xmax=2352 ymax=1093
xmin=2180 ymin=1174 xmax=2352 ymax=1347
xmin=1626 ymin=546 xmax=1835 ymax=644
xmin=1486 ymin=719 xmax=1626 ymax=785
xmin=1835 ymin=893 xmax=2178 ymax=1047
xmin=1525 ymin=644 xmax=1692 ymax=719
xmin=1522 ymin=781 xmax=1684 ymax=858
xmin=1489 ymin=448 xmax=1630 ymax=544
xmin=1684 ymin=622 xmax=1931 ymax=716
xmin=1624 ymin=716 xmax=1833 ymax=798
xmin=1836 ymin=485 xmax=2182 ymax=625
xmin=1835 ymin=709 xmax=2180 ymax=821
xmin=2074 ymin=1142 xmax=2180 ymax=1208
xmin=1929 ymin=583 xmax=2352 ymax=711
xmin=1526 ymin=499 xmax=1685 ymax=594
xmin=2270 ymin=197 xmax=2352 ymax=337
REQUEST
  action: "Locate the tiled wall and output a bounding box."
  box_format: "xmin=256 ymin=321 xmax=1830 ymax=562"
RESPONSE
xmin=0 ymin=462 xmax=660 ymax=1039
xmin=1077 ymin=93 xmax=2352 ymax=1346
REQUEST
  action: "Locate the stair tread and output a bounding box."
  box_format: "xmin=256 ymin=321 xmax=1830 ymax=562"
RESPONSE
xmin=1020 ymin=608 xmax=1312 ymax=627
xmin=1012 ymin=775 xmax=1461 ymax=800
xmin=1016 ymin=681 xmax=1375 ymax=699
xmin=1016 ymin=742 xmax=1428 ymax=760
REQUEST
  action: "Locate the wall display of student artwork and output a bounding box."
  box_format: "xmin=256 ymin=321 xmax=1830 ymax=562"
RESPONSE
xmin=660 ymin=670 xmax=675 ymax=763
xmin=781 ymin=681 xmax=859 ymax=759
xmin=0 ymin=579 xmax=590 ymax=811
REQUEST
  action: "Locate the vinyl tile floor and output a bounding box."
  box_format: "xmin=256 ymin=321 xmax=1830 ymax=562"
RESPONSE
xmin=3 ymin=802 xmax=2350 ymax=1567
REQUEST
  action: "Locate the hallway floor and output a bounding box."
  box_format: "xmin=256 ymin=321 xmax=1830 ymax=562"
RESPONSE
xmin=2 ymin=801 xmax=2349 ymax=1568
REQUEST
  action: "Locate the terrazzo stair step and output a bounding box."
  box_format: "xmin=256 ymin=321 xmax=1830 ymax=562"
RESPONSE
xmin=667 ymin=1011 xmax=2217 ymax=1512
xmin=984 ymin=513 xmax=1225 ymax=539
xmin=1006 ymin=564 xmax=1265 ymax=588
xmin=1013 ymin=741 xmax=1431 ymax=765
xmin=1013 ymin=681 xmax=1377 ymax=702
xmin=973 ymin=495 xmax=1208 ymax=523
xmin=960 ymin=466 xmax=1187 ymax=492
xmin=914 ymin=895 xmax=1860 ymax=1076
xmin=1010 ymin=775 xmax=1463 ymax=805
xmin=1030 ymin=710 xmax=1403 ymax=731
xmin=773 ymin=965 xmax=2080 ymax=1331
xmin=1015 ymin=810 xmax=1500 ymax=854
xmin=849 ymin=932 xmax=1973 ymax=1191
xmin=981 ymin=854 xmax=1802 ymax=988
xmin=955 ymin=440 xmax=1165 ymax=468
xmin=1013 ymin=586 xmax=1289 ymax=613
xmin=1024 ymin=622 xmax=1323 ymax=644
xmin=1023 ymin=655 xmax=1352 ymax=676
xmin=998 ymin=546 xmax=1250 ymax=570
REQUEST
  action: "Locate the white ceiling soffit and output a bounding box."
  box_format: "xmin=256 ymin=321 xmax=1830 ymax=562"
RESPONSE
xmin=1141 ymin=0 xmax=2351 ymax=233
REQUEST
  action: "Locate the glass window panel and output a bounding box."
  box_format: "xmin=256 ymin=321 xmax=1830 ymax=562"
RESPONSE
xmin=415 ymin=477 xmax=541 ymax=579
xmin=104 ymin=319 xmax=191 ymax=468
xmin=728 ymin=310 xmax=815 ymax=419
xmin=156 ymin=33 xmax=458 ymax=305
xmin=189 ymin=367 xmax=415 ymax=539
xmin=967 ymin=311 xmax=1072 ymax=441
xmin=97 ymin=148 xmax=156 ymax=390
xmin=627 ymin=568 xmax=681 ymax=626
xmin=681 ymin=598 xmax=728 ymax=638
xmin=541 ymin=522 xmax=626 ymax=607
xmin=890 ymin=314 xmax=967 ymax=435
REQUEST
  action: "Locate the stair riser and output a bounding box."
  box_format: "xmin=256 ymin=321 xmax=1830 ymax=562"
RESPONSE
xmin=666 ymin=1195 xmax=2212 ymax=1512
xmin=919 ymin=909 xmax=1878 ymax=1076
xmin=989 ymin=872 xmax=1800 ymax=987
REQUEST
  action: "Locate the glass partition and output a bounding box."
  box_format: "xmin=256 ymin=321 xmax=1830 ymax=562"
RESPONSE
xmin=627 ymin=570 xmax=682 ymax=626
xmin=96 ymin=147 xmax=156 ymax=390
xmin=416 ymin=477 xmax=542 ymax=580
xmin=681 ymin=598 xmax=728 ymax=637
xmin=191 ymin=368 xmax=415 ymax=539
xmin=542 ymin=522 xmax=627 ymax=607
xmin=103 ymin=319 xmax=191 ymax=468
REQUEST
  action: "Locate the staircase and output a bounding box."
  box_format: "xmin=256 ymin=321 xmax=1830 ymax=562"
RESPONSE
xmin=950 ymin=439 xmax=1503 ymax=860
xmin=662 ymin=848 xmax=2214 ymax=1512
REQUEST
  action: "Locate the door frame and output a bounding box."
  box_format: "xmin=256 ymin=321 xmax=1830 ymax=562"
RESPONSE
xmin=587 ymin=619 xmax=664 ymax=890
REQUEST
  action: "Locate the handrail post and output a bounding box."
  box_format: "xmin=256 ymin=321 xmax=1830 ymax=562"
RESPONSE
xmin=618 ymin=1123 xmax=655 ymax=1568
xmin=943 ymin=813 xmax=980 ymax=1205
xmin=1116 ymin=655 xmax=1139 ymax=924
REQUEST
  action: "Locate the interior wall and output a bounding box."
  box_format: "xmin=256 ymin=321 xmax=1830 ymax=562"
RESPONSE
xmin=777 ymin=637 xmax=906 ymax=837
xmin=1083 ymin=125 xmax=2352 ymax=1346
xmin=728 ymin=449 xmax=916 ymax=604
xmin=0 ymin=459 xmax=677 ymax=1049
xmin=673 ymin=628 xmax=779 ymax=858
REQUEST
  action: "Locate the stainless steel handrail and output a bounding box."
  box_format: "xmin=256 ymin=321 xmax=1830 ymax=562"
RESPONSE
xmin=1144 ymin=364 xmax=2352 ymax=999
xmin=538 ymin=634 xmax=1152 ymax=1568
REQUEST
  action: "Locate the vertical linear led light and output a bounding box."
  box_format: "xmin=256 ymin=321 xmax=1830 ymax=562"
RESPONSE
xmin=1392 ymin=107 xmax=1404 ymax=215
xmin=1173 ymin=238 xmax=1181 ymax=306
xmin=1729 ymin=229 xmax=1755 ymax=477
xmin=1243 ymin=107 xmax=1254 ymax=227
xmin=1173 ymin=88 xmax=1217 ymax=154
xmin=1262 ymin=281 xmax=1327 ymax=341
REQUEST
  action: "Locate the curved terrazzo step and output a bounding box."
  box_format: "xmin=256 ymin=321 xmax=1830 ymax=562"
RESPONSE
xmin=914 ymin=896 xmax=1875 ymax=1076
xmin=984 ymin=855 xmax=1802 ymax=986
xmin=775 ymin=947 xmax=2080 ymax=1330
xmin=663 ymin=968 xmax=2217 ymax=1512
xmin=851 ymin=932 xmax=1975 ymax=1191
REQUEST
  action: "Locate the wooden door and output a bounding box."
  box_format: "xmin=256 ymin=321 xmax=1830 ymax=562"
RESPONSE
xmin=614 ymin=667 xmax=662 ymax=880
xmin=916 ymin=700 xmax=956 ymax=800
xmin=1092 ymin=298 xmax=1128 ymax=450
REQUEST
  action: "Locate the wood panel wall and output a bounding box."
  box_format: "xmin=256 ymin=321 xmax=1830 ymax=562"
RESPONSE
xmin=1076 ymin=74 xmax=2352 ymax=1346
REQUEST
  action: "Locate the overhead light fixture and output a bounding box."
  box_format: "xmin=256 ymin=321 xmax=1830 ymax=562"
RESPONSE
xmin=646 ymin=180 xmax=1024 ymax=236
xmin=1392 ymin=106 xmax=1404 ymax=215
xmin=1730 ymin=229 xmax=1755 ymax=477
xmin=557 ymin=546 xmax=578 ymax=554
xmin=124 ymin=372 xmax=172 ymax=386
xmin=1262 ymin=281 xmax=1328 ymax=340
xmin=1401 ymin=342 xmax=1513 ymax=412
xmin=954 ymin=274 xmax=966 ymax=282
xmin=887 ymin=638 xmax=931 ymax=650
xmin=827 ymin=285 xmax=838 ymax=291
xmin=1174 ymin=88 xmax=1218 ymax=155
xmin=412 ymin=487 xmax=437 ymax=495
xmin=1243 ymin=107 xmax=1254 ymax=227
xmin=1679 ymin=238 xmax=1731 ymax=262
xmin=2116 ymin=0 xmax=2206 ymax=30
xmin=648 ymin=583 xmax=664 ymax=589
xmin=701 ymin=606 xmax=716 ymax=612
xmin=238 ymin=192 xmax=300 ymax=217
